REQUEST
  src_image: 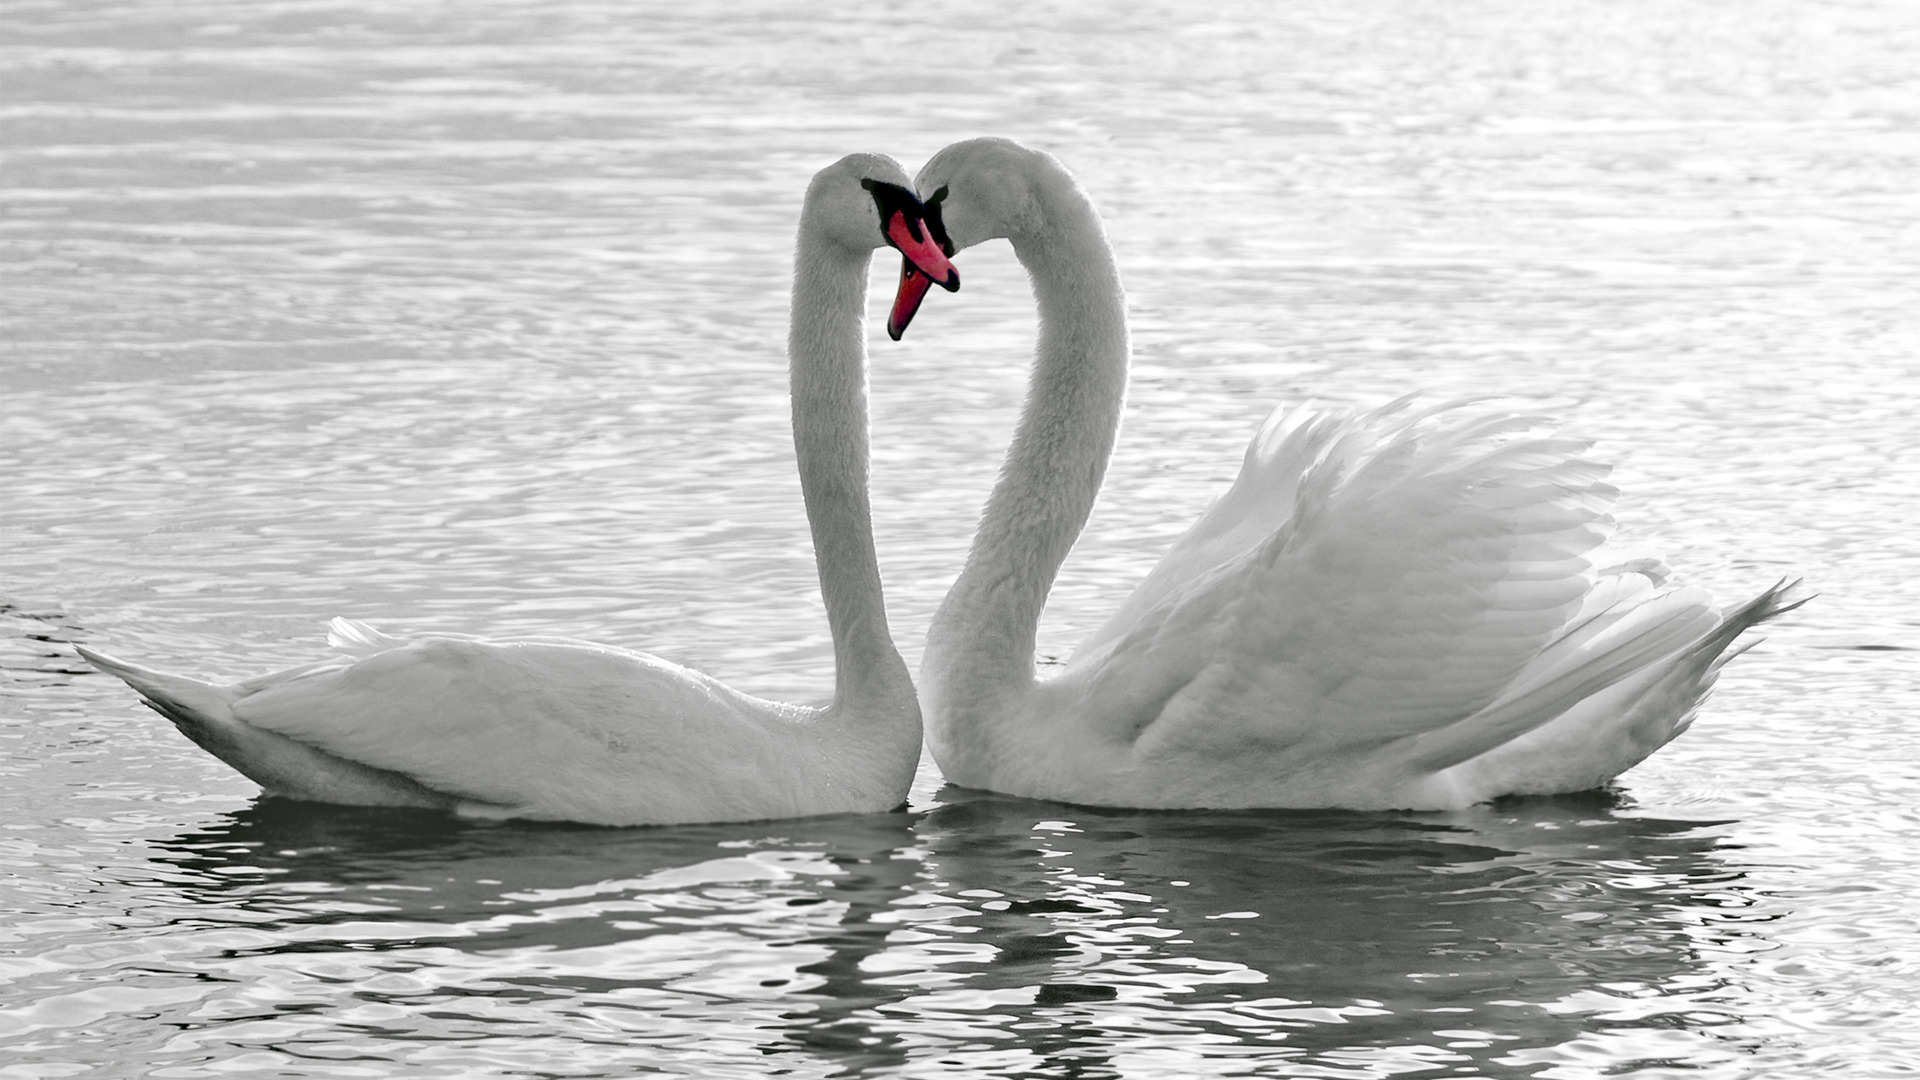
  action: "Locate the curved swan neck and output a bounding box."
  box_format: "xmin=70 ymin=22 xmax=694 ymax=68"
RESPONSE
xmin=930 ymin=178 xmax=1130 ymax=691
xmin=789 ymin=228 xmax=911 ymax=713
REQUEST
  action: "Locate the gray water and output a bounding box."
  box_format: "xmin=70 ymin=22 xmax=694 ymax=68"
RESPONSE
xmin=4 ymin=1 xmax=1918 ymax=1076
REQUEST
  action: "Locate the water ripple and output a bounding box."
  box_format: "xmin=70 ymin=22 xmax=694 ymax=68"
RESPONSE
xmin=5 ymin=0 xmax=1919 ymax=1075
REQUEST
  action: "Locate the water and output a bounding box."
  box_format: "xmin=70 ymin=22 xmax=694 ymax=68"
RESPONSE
xmin=4 ymin=0 xmax=1918 ymax=1075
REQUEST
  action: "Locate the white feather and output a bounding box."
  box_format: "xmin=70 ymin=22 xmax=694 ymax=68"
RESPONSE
xmin=909 ymin=137 xmax=1801 ymax=810
xmin=76 ymin=153 xmax=929 ymax=826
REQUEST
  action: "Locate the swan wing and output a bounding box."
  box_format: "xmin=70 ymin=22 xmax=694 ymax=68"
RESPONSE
xmin=1434 ymin=573 xmax=1800 ymax=796
xmin=230 ymin=633 xmax=808 ymax=823
xmin=323 ymin=616 xmax=615 ymax=657
xmin=1072 ymin=400 xmax=1354 ymax=660
xmin=1071 ymin=401 xmax=1626 ymax=767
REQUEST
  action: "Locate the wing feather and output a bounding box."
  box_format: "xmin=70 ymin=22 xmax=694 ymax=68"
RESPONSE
xmin=233 ymin=635 xmax=786 ymax=814
xmin=1070 ymin=400 xmax=1626 ymax=763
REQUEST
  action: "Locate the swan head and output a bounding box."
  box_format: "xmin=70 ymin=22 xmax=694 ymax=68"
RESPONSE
xmin=913 ymin=137 xmax=1060 ymax=251
xmin=802 ymin=153 xmax=958 ymax=304
xmin=886 ymin=137 xmax=1086 ymax=338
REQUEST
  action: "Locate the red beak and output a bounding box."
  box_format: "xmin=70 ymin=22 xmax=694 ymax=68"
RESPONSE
xmin=887 ymin=259 xmax=938 ymax=341
xmin=883 ymin=210 xmax=957 ymax=288
xmin=862 ymin=178 xmax=960 ymax=341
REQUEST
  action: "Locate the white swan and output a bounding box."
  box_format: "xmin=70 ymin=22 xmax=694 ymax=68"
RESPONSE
xmin=887 ymin=136 xmax=1800 ymax=811
xmin=76 ymin=153 xmax=959 ymax=826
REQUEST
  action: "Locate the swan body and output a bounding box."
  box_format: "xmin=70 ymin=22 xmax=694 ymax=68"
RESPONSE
xmin=78 ymin=153 xmax=959 ymax=826
xmin=891 ymin=137 xmax=1799 ymax=811
xmin=79 ymin=622 xmax=905 ymax=823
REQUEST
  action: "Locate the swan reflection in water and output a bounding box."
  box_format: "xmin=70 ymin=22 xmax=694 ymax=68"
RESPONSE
xmin=146 ymin=791 xmax=1771 ymax=1075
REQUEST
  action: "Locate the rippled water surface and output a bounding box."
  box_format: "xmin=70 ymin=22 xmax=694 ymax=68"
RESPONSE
xmin=5 ymin=1 xmax=1919 ymax=1076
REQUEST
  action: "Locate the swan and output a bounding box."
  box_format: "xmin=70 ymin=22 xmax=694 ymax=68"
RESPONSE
xmin=886 ymin=136 xmax=1800 ymax=811
xmin=75 ymin=153 xmax=959 ymax=826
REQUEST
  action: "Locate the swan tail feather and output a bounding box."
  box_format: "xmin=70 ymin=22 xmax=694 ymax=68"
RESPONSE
xmin=1402 ymin=586 xmax=1716 ymax=775
xmin=1698 ymin=577 xmax=1807 ymax=676
xmin=76 ymin=645 xmax=237 ymax=730
xmin=1412 ymin=577 xmax=1805 ymax=792
xmin=75 ymin=644 xmax=456 ymax=809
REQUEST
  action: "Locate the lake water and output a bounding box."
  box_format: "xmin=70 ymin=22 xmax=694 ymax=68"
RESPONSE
xmin=4 ymin=0 xmax=1918 ymax=1076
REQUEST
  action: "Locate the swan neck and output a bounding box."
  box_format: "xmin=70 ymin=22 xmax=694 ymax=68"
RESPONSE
xmin=788 ymin=230 xmax=911 ymax=713
xmin=931 ymin=186 xmax=1130 ymax=694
